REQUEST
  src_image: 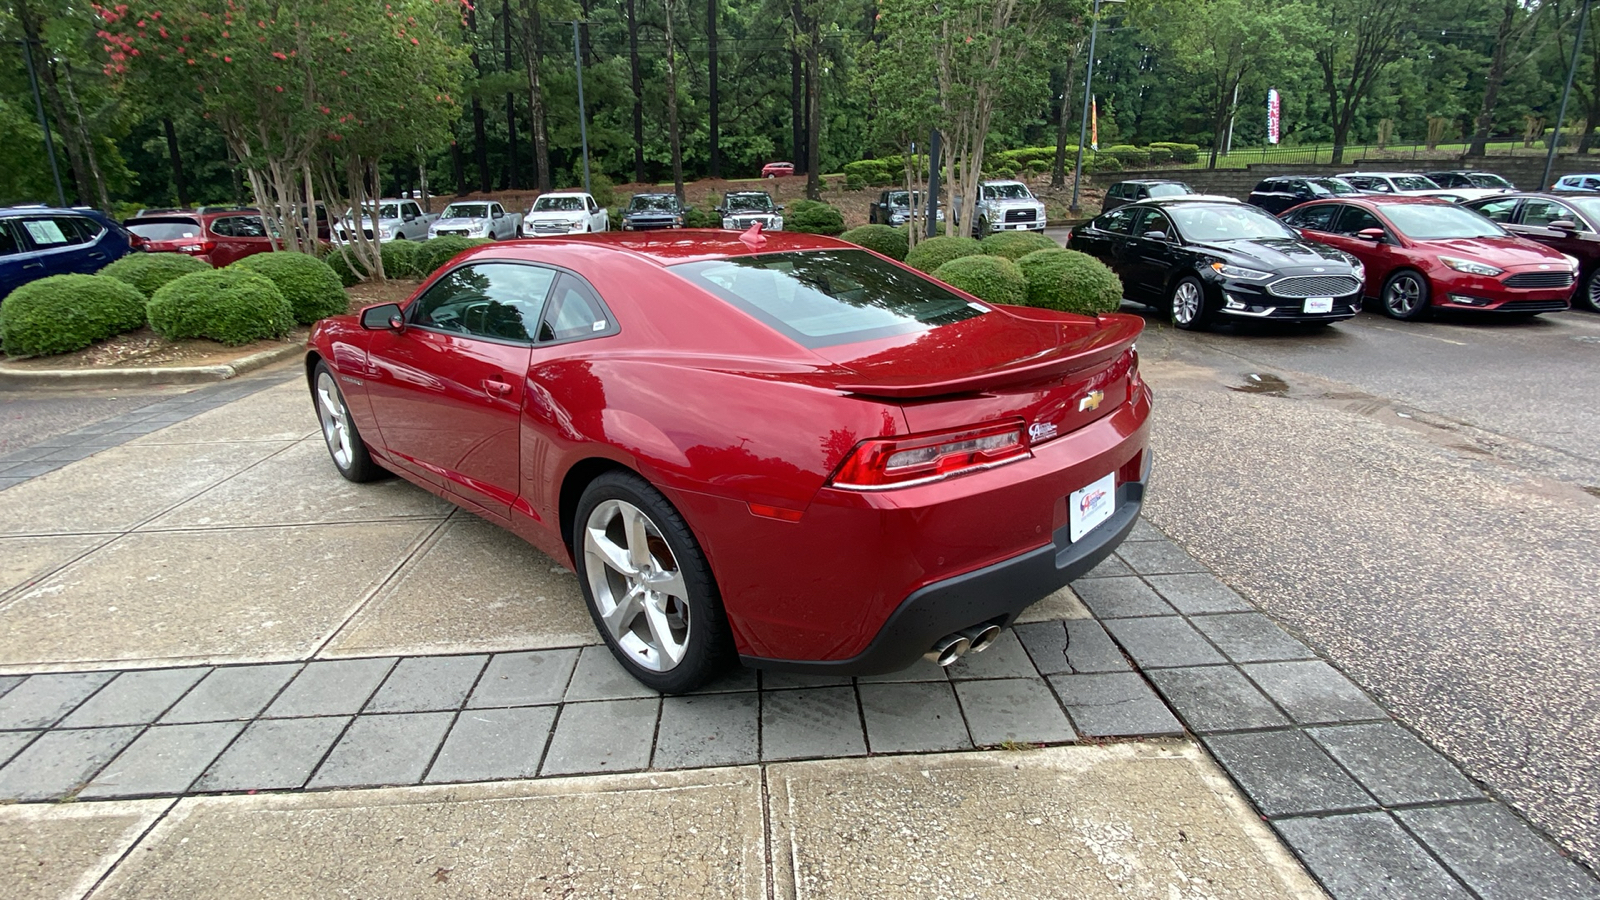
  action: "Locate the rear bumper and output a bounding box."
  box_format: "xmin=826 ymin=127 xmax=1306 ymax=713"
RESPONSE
xmin=742 ymin=453 xmax=1151 ymax=676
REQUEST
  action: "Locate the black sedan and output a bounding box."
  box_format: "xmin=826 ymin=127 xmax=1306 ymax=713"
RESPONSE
xmin=1067 ymin=197 xmax=1366 ymax=330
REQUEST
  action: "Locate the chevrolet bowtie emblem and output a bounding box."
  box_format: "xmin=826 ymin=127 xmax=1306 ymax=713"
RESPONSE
xmin=1079 ymin=390 xmax=1104 ymax=412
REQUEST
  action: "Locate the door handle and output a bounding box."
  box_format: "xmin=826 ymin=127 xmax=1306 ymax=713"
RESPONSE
xmin=482 ymin=379 xmax=512 ymax=397
xmin=87 ymin=252 xmax=107 ymax=260
xmin=22 ymin=262 xmax=44 ymax=270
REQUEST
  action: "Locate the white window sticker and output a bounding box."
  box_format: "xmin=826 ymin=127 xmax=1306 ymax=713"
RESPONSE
xmin=24 ymin=220 xmax=68 ymax=245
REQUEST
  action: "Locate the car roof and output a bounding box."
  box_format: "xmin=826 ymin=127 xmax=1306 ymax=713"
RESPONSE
xmin=725 ymin=190 xmax=772 ymax=196
xmin=980 ymin=179 xmax=1028 ymax=186
xmin=1119 ymin=179 xmax=1188 ymax=185
xmin=1 ymin=205 xmax=107 ymax=216
xmin=480 ymin=230 xmax=852 ymax=267
xmin=631 ymin=192 xmax=677 ymax=198
xmin=1321 ymin=194 xmax=1454 ymax=208
xmin=1130 ymin=195 xmax=1242 ymax=207
xmin=531 ymin=192 xmax=586 ymax=198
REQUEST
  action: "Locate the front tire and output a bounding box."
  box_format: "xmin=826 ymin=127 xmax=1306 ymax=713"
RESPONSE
xmin=1381 ymin=270 xmax=1430 ymax=320
xmin=1582 ymin=268 xmax=1600 ymax=313
xmin=1170 ymin=276 xmax=1211 ymax=331
xmin=573 ymin=471 xmax=734 ymax=693
xmin=312 ymin=362 xmax=384 ymax=482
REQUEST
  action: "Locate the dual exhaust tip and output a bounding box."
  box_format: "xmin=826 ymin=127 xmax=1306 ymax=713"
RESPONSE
xmin=924 ymin=623 xmax=1003 ymax=667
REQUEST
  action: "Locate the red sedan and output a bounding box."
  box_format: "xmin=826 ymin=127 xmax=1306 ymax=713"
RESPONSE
xmin=123 ymin=209 xmax=275 ymax=267
xmin=1280 ymin=196 xmax=1577 ymax=319
xmin=306 ymin=231 xmax=1151 ymax=691
xmin=761 ymin=161 xmax=796 ymax=178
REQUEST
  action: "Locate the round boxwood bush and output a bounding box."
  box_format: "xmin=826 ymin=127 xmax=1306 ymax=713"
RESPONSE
xmin=978 ymin=231 xmax=1058 ymax=260
xmin=840 ymin=225 xmax=909 ymax=261
xmin=0 ymin=274 xmax=147 ymax=357
xmin=786 ymin=200 xmax=846 ymax=235
xmin=98 ymin=252 xmax=210 ymax=297
xmin=147 ymin=269 xmax=295 ymax=346
xmin=904 ymin=235 xmax=981 ymax=273
xmin=381 ymin=239 xmax=427 ymax=279
xmin=232 ymin=252 xmax=347 ymax=324
xmin=417 ymin=236 xmax=492 ymax=276
xmin=322 ymin=247 xmax=363 ymax=287
xmin=1016 ymin=248 xmax=1124 ymax=315
xmin=933 ymin=255 xmax=1027 ymax=305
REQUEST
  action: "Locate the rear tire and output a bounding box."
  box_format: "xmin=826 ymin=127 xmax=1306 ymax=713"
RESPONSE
xmin=1170 ymin=276 xmax=1211 ymax=331
xmin=573 ymin=471 xmax=734 ymax=693
xmin=1381 ymin=270 xmax=1430 ymax=320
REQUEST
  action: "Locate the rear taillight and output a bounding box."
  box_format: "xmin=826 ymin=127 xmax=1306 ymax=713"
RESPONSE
xmin=828 ymin=420 xmax=1030 ymax=491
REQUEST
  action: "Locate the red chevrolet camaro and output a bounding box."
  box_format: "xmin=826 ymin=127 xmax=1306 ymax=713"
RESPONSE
xmin=306 ymin=230 xmax=1152 ymax=691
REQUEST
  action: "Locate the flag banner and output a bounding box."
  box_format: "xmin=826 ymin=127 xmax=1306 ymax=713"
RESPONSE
xmin=1268 ymin=89 xmax=1281 ymax=145
xmin=1091 ymin=97 xmax=1099 ymax=151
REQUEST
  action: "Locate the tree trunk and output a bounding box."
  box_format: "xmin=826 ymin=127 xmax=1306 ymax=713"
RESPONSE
xmin=802 ymin=48 xmax=814 ymax=178
xmin=504 ymin=0 xmax=519 ymax=190
xmin=163 ymin=118 xmax=189 ymax=207
xmin=805 ymin=23 xmax=821 ymax=200
xmin=521 ymin=0 xmax=552 ymax=192
xmin=665 ymin=0 xmax=685 ymax=202
xmin=468 ymin=5 xmax=491 ymax=193
xmin=452 ymin=139 xmax=467 ymax=195
xmin=790 ymin=40 xmax=804 ymax=170
xmin=1051 ymin=42 xmax=1082 ymax=187
xmin=58 ymin=63 xmax=109 ymax=212
xmin=708 ymin=0 xmax=720 ymax=178
xmin=1469 ymin=0 xmax=1517 ymax=157
xmin=628 ymin=0 xmax=646 ymax=182
xmin=17 ymin=0 xmax=90 ymax=206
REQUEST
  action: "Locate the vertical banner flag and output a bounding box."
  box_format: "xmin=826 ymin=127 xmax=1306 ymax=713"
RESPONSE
xmin=1091 ymin=97 xmax=1099 ymax=151
xmin=1268 ymin=89 xmax=1281 ymax=145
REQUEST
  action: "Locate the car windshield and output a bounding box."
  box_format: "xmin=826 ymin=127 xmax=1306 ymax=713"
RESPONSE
xmin=1394 ymin=176 xmax=1441 ymax=191
xmin=1168 ymin=205 xmax=1296 ymax=242
xmin=673 ymin=249 xmax=985 ymax=348
xmin=443 ymin=203 xmax=489 ymax=218
xmin=1382 ymin=204 xmax=1509 ymax=240
xmin=984 ymin=184 xmax=1033 ymax=200
xmin=1310 ymin=178 xmax=1359 ymax=195
xmin=534 ymin=196 xmax=585 ymax=212
xmin=1147 ymin=183 xmax=1192 ymax=198
xmin=349 ymin=204 xmax=401 ymax=220
xmin=1466 ymin=173 xmax=1513 ymax=190
xmin=629 ymin=195 xmax=676 ymax=212
xmin=725 ymin=194 xmax=774 ymax=212
xmin=127 ymin=219 xmax=203 ymax=240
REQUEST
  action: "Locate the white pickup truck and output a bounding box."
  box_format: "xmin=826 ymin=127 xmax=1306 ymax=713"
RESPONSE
xmin=333 ymin=198 xmax=438 ymax=243
xmin=970 ymin=180 xmax=1048 ymax=236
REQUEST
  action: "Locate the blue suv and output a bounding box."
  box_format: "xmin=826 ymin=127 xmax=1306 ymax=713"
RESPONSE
xmin=0 ymin=206 xmax=135 ymax=302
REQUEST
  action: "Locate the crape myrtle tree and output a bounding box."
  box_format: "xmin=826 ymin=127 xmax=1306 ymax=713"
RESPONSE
xmin=96 ymin=0 xmax=465 ymax=279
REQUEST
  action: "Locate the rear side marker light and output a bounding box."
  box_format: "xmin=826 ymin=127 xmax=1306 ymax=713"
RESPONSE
xmin=828 ymin=420 xmax=1030 ymax=491
xmin=747 ymin=503 xmax=804 ymax=522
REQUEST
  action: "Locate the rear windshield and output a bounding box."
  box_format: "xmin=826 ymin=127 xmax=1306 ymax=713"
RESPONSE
xmin=1382 ymin=204 xmax=1508 ymax=240
xmin=1466 ymin=173 xmax=1513 ymax=189
xmin=672 ymin=249 xmax=985 ymax=348
xmin=1310 ymin=178 xmax=1359 ymax=195
xmin=1394 ymin=176 xmax=1440 ymax=191
xmin=1147 ymin=183 xmax=1192 ymax=198
xmin=127 ymin=219 xmax=203 ymax=240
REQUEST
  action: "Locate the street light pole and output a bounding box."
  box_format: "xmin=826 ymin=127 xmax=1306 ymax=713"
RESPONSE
xmin=1545 ymin=0 xmax=1591 ymax=189
xmin=571 ymin=21 xmax=592 ymax=196
xmin=10 ymin=38 xmax=66 ymax=207
xmin=1069 ymin=0 xmax=1119 ymax=213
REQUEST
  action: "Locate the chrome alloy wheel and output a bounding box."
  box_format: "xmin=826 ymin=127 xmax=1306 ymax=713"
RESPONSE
xmin=315 ymin=370 xmax=353 ymax=469
xmin=583 ymin=499 xmax=691 ymax=671
xmin=1587 ymin=272 xmax=1600 ymax=312
xmin=1385 ymin=274 xmax=1423 ymax=317
xmin=1172 ymin=280 xmax=1203 ymax=325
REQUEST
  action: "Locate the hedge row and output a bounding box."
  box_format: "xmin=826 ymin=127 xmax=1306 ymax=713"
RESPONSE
xmin=841 ymin=141 xmax=1201 ymax=185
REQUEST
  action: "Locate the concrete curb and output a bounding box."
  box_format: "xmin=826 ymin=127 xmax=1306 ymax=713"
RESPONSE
xmin=0 ymin=343 xmax=303 ymax=388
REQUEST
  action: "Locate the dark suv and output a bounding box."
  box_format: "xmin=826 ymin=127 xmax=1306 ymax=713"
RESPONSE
xmin=1102 ymin=180 xmax=1193 ymax=212
xmin=1247 ymin=176 xmax=1363 ymax=215
xmin=0 ymin=206 xmax=134 ymax=301
xmin=621 ymin=193 xmax=686 ymax=231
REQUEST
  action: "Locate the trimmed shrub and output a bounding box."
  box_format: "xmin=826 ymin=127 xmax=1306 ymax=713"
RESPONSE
xmin=1016 ymin=249 xmax=1123 ymax=315
xmin=1099 ymin=145 xmax=1150 ymax=168
xmin=416 ymin=236 xmax=492 ymax=276
xmin=147 ymin=269 xmax=295 ymax=345
xmin=904 ymin=234 xmax=981 ymax=273
xmin=1088 ymin=155 xmax=1123 ymax=173
xmin=978 ymin=231 xmax=1058 ymax=260
xmin=232 ymin=252 xmax=347 ymax=324
xmin=933 ymin=255 xmax=1027 ymax=304
xmin=1146 ymin=147 xmax=1174 ymax=166
xmin=98 ymin=252 xmax=210 ymax=297
xmin=786 ymin=201 xmax=846 ymax=235
xmin=844 ymin=173 xmax=867 ymax=192
xmin=1149 ymin=141 xmax=1200 ymax=164
xmin=380 ymin=239 xmax=427 ymax=279
xmin=840 ymin=224 xmax=910 ymax=261
xmin=589 ymin=172 xmax=617 ymax=207
xmin=0 ymin=274 xmax=147 ymax=357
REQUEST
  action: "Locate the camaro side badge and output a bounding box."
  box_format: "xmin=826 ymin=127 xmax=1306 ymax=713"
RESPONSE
xmin=1079 ymin=390 xmax=1104 ymax=412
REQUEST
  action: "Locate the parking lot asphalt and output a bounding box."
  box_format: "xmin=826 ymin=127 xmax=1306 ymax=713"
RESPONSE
xmin=1130 ymin=305 xmax=1600 ymax=874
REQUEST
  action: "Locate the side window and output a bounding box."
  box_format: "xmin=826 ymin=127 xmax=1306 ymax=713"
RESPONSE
xmin=1131 ymin=209 xmax=1171 ymax=237
xmin=1471 ymin=197 xmax=1519 ymax=223
xmin=1134 ymin=186 xmax=1149 ymax=200
xmin=587 ymin=197 xmax=598 ymax=212
xmin=1097 ymin=207 xmax=1137 ymax=235
xmin=19 ymin=218 xmax=86 ymax=248
xmin=1283 ymin=204 xmax=1338 ymax=232
xmin=0 ymin=220 xmax=21 ymax=255
xmin=404 ymin=202 xmax=421 ymax=220
xmin=538 ymin=273 xmax=615 ymax=343
xmin=1585 ymin=178 xmax=1600 ymax=190
xmin=1523 ymin=199 xmax=1585 ymax=229
xmin=1334 ymin=206 xmax=1385 ymax=236
xmin=68 ymin=216 xmax=105 ymax=241
xmin=210 ymin=217 xmax=236 ymax=237
xmin=409 ymin=262 xmax=558 ymax=343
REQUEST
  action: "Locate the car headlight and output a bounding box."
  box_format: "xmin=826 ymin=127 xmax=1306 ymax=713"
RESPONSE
xmin=1562 ymin=253 xmax=1581 ymax=271
xmin=1211 ymin=262 xmax=1273 ymax=280
xmin=1440 ymin=255 xmax=1503 ymax=277
xmin=1341 ymin=253 xmax=1365 ymax=282
xmin=772 ymin=217 xmax=783 ymax=230
xmin=378 ymin=226 xmax=393 ymax=239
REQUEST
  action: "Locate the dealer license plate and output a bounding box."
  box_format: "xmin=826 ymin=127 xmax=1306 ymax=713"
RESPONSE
xmin=1068 ymin=473 xmax=1116 ymax=543
xmin=1303 ymin=297 xmax=1334 ymax=314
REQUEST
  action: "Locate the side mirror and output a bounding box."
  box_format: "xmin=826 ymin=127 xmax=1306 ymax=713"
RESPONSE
xmin=775 ymin=206 xmax=785 ymax=212
xmin=361 ymin=302 xmax=405 ymax=331
xmin=715 ymin=207 xmax=726 ymax=215
xmin=1140 ymin=230 xmax=1169 ymax=241
xmin=1548 ymin=219 xmax=1580 ymax=232
xmin=1356 ymin=227 xmax=1386 ymax=242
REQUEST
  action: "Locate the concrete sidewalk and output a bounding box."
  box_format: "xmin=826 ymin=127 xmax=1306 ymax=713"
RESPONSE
xmin=0 ymin=365 xmax=1594 ymax=899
